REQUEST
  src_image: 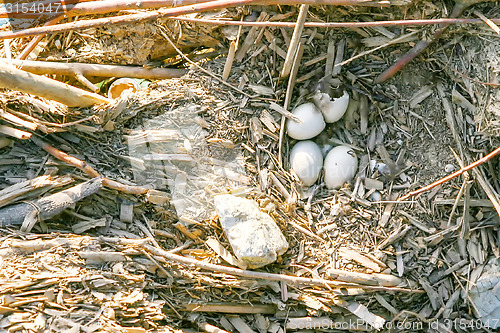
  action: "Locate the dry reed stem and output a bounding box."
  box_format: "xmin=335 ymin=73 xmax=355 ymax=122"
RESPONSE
xmin=0 ymin=0 xmax=408 ymax=40
xmin=398 ymin=145 xmax=500 ymax=202
xmin=32 ymin=136 xmax=154 ymax=195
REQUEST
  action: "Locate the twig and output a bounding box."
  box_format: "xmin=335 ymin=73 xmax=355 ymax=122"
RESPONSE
xmin=336 ymin=30 xmax=418 ymax=68
xmin=474 ymin=10 xmax=500 ymax=34
xmin=141 ymin=243 xmax=421 ymax=293
xmin=0 ymin=0 xmax=412 ymax=19
xmin=281 ymin=4 xmax=308 ymax=77
xmin=0 ymin=62 xmax=110 ymax=107
xmin=0 ymin=124 xmax=32 ymax=140
xmin=0 ymin=0 xmax=409 ymax=40
xmin=31 ymin=136 xmax=157 ymax=196
xmin=2 ymin=58 xmax=185 ymax=79
xmin=447 ymin=179 xmax=468 ymax=227
xmin=374 ymin=0 xmax=498 ymax=83
xmin=398 ymin=145 xmax=500 ymax=201
xmin=0 ymin=178 xmax=102 ymax=229
xmin=167 ymin=16 xmax=500 ymax=28
xmin=460 ymin=180 xmax=473 ymax=239
xmin=156 ymin=24 xmax=251 ymax=97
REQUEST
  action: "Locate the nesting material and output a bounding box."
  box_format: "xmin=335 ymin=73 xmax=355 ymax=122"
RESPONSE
xmin=214 ymin=194 xmax=289 ymax=268
xmin=289 ymin=141 xmax=323 ymax=186
xmin=286 ymin=103 xmax=325 ymax=140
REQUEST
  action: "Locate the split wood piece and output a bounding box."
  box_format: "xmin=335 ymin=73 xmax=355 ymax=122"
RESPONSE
xmin=206 ymin=236 xmax=247 ymax=269
xmin=434 ymin=198 xmax=494 ymax=207
xmin=281 ymin=4 xmax=308 ymax=77
xmin=0 ymin=108 xmax=38 ymax=131
xmin=1 ymin=59 xmax=185 ymax=80
xmin=0 ymin=0 xmax=412 ymax=41
xmin=338 ymin=247 xmax=383 ymax=272
xmin=375 ymin=0 xmax=498 ymax=83
xmin=178 ymin=303 xmax=276 ymax=314
xmin=0 ymin=62 xmax=110 ymax=107
xmin=222 ymin=40 xmax=236 ymax=81
xmin=0 ymin=177 xmax=102 ymax=230
xmin=31 ymin=136 xmax=167 ymax=199
xmin=227 ymin=317 xmax=256 ymax=333
xmin=141 ymin=243 xmax=422 ymax=293
xmin=327 ymin=268 xmax=403 ymax=286
xmin=78 ymin=251 xmax=129 ymax=264
xmin=377 ymin=224 xmax=411 ymax=250
xmin=0 ymin=174 xmax=73 ymax=208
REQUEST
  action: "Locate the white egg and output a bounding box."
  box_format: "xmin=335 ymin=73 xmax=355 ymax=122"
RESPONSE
xmin=324 ymin=145 xmax=358 ymax=189
xmin=286 ymin=103 xmax=325 ymax=140
xmin=313 ymin=90 xmax=350 ymax=123
xmin=289 ymin=141 xmax=323 ymax=186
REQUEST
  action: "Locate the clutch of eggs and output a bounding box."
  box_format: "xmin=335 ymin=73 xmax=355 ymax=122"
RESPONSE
xmin=286 ymin=93 xmax=357 ymax=188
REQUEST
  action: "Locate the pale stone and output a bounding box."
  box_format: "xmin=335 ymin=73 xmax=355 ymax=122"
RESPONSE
xmin=469 ymin=258 xmax=500 ymax=329
xmin=214 ymin=194 xmax=289 ymax=268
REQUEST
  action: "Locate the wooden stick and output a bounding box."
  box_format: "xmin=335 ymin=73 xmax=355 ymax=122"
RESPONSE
xmin=0 ymin=0 xmax=411 ymax=19
xmin=0 ymin=62 xmax=110 ymax=107
xmin=0 ymin=0 xmax=410 ymax=40
xmin=398 ymin=145 xmax=500 ymax=201
xmin=374 ymin=0 xmax=497 ymax=83
xmin=280 ymin=4 xmax=308 ymax=77
xmin=167 ymin=16 xmax=500 ymax=28
xmin=326 ymin=268 xmax=403 ymax=286
xmin=31 ymin=136 xmax=157 ymax=196
xmin=0 ymin=177 xmax=102 ymax=228
xmin=142 ymin=243 xmax=422 ymax=293
xmin=0 ymin=175 xmax=73 ymax=208
xmin=0 ymin=124 xmax=32 ymax=139
xmin=2 ymin=58 xmax=186 ymax=79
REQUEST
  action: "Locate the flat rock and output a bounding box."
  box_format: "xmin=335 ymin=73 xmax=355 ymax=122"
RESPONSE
xmin=469 ymin=258 xmax=500 ymax=329
xmin=214 ymin=194 xmax=288 ymax=268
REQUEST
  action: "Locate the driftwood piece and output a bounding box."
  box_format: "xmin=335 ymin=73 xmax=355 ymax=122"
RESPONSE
xmin=1 ymin=59 xmax=186 ymax=79
xmin=0 ymin=177 xmax=102 ymax=228
xmin=32 ymin=136 xmax=170 ymax=204
xmin=0 ymin=175 xmax=73 ymax=208
xmin=0 ymin=0 xmax=412 ymax=40
xmin=0 ymin=0 xmax=413 ymax=19
xmin=326 ymin=268 xmax=403 ymax=286
xmin=0 ymin=62 xmax=110 ymax=107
